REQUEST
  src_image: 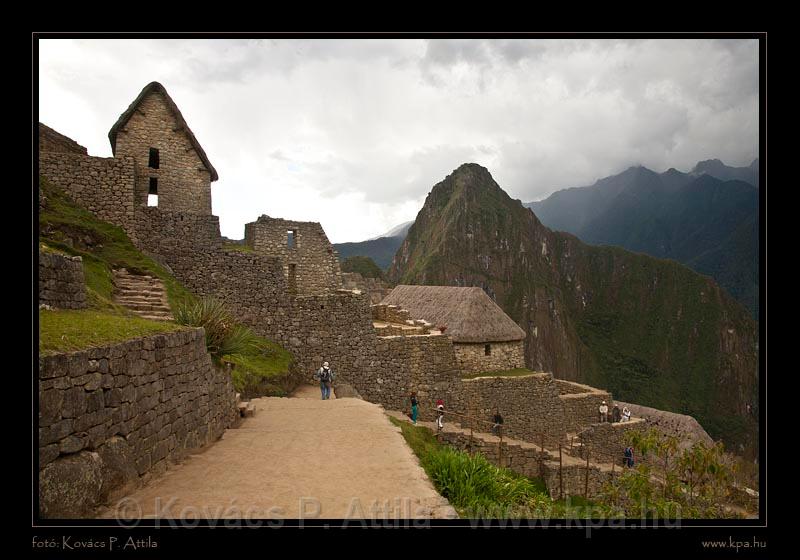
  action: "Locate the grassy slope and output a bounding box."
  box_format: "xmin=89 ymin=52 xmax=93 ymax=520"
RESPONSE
xmin=39 ymin=309 xmax=187 ymax=355
xmin=38 ymin=178 xmax=292 ymax=389
xmin=340 ymin=255 xmax=386 ymax=280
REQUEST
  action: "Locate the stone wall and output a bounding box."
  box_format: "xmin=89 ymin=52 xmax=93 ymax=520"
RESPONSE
xmin=342 ymin=272 xmax=393 ymax=304
xmin=39 ymin=251 xmax=87 ymax=309
xmin=557 ymin=382 xmax=613 ymax=433
xmin=134 ymin=208 xmax=290 ymax=334
xmin=38 ymin=328 xmax=238 ymax=518
xmin=574 ymin=419 xmax=649 ymax=464
xmin=453 ymin=341 xmax=525 ymax=374
xmin=438 ymin=429 xmax=616 ymax=500
xmin=113 ymin=89 xmax=213 ymax=214
xmin=614 ymin=401 xmax=714 ymax=449
xmin=438 ymin=430 xmax=549 ymax=479
xmin=245 ymin=215 xmax=342 ymax=295
xmin=366 ymin=334 xmax=462 ymax=419
xmin=39 ymin=123 xmax=88 ymax=155
xmin=454 ymin=374 xmax=569 ymax=443
xmin=39 ymin=152 xmax=137 ymax=240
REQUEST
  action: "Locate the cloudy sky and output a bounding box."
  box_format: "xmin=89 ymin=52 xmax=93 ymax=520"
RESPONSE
xmin=38 ymin=37 xmax=759 ymax=243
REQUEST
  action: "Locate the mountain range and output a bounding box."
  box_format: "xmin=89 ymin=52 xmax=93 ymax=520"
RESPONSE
xmin=389 ymin=163 xmax=759 ymax=458
xmin=525 ymin=159 xmax=760 ymax=317
xmin=334 ymin=221 xmax=413 ymax=270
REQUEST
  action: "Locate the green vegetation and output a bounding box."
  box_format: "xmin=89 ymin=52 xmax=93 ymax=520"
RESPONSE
xmin=39 ymin=309 xmax=186 ymax=355
xmin=388 ymin=164 xmax=758 ymax=457
xmin=461 ymin=368 xmax=536 ymax=380
xmin=600 ymin=428 xmax=742 ymax=518
xmin=222 ymin=242 xmax=254 ymax=253
xmin=174 ymin=297 xmax=259 ymax=359
xmin=225 ymin=338 xmax=295 ymax=396
xmin=389 ymin=416 xmax=603 ymax=519
xmin=340 ymin=255 xmax=386 ymax=280
xmin=38 ymin=179 xmax=293 ymax=390
xmin=39 ymin=178 xmax=194 ymax=311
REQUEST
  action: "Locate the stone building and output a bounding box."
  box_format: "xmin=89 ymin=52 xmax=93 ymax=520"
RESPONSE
xmin=381 ymin=285 xmax=526 ymax=374
xmin=244 ymin=215 xmax=342 ymax=295
xmin=108 ymin=81 xmax=218 ymax=215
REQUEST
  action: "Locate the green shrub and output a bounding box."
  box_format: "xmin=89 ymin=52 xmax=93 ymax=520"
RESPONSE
xmin=174 ymin=297 xmax=259 ymax=359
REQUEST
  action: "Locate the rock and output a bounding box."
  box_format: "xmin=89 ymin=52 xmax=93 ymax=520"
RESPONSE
xmin=333 ymin=383 xmax=362 ymax=399
xmin=39 ymin=451 xmax=104 ymax=518
xmin=97 ymin=437 xmax=139 ymax=502
xmin=59 ymin=434 xmax=88 ymax=454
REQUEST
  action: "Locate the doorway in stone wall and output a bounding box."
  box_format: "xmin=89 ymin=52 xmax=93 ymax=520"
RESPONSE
xmin=288 ymin=263 xmax=297 ymax=294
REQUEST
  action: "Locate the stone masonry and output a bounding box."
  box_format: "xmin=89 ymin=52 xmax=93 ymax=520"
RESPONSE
xmin=38 ymin=328 xmax=238 ymax=518
xmin=454 ymin=373 xmax=569 ymax=443
xmin=555 ymin=379 xmax=613 ymax=433
xmin=113 ymin=88 xmax=213 ymax=215
xmin=453 ymin=341 xmax=525 ymax=374
xmin=39 ymin=152 xmax=137 ymax=241
xmin=39 ymin=123 xmax=88 ymax=155
xmin=245 ymin=215 xmax=343 ymax=295
xmin=39 ymin=251 xmax=87 ymax=309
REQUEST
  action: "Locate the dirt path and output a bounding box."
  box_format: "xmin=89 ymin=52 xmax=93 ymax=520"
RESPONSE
xmin=101 ymin=385 xmax=456 ymax=521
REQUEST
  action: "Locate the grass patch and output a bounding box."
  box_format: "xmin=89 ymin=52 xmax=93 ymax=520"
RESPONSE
xmin=225 ymin=338 xmax=294 ymax=395
xmin=39 ymin=309 xmax=187 ymax=356
xmin=389 ymin=416 xmax=610 ymax=518
xmin=222 ymin=242 xmax=254 ymax=253
xmin=461 ymin=368 xmax=538 ymax=380
xmin=39 ymin=178 xmax=194 ymax=313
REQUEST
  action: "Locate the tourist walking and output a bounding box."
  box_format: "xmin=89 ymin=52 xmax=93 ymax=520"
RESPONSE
xmin=624 ymin=446 xmax=635 ymax=468
xmin=313 ymin=361 xmax=335 ymax=400
xmin=436 ymin=399 xmax=445 ymax=431
xmin=612 ymin=404 xmax=621 ymax=423
xmin=622 ymin=406 xmax=631 ymax=422
xmin=410 ymin=391 xmax=419 ymax=424
xmin=599 ymin=400 xmax=608 ymax=423
xmin=492 ymin=409 xmax=504 ymax=436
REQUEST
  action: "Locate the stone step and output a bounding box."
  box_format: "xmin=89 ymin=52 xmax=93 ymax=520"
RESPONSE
xmin=136 ymin=313 xmax=174 ymax=321
xmin=115 ymin=290 xmax=166 ymax=298
xmin=120 ymin=304 xmax=172 ymax=313
xmin=115 ymin=295 xmax=168 ymax=304
xmin=115 ymin=283 xmax=165 ymax=292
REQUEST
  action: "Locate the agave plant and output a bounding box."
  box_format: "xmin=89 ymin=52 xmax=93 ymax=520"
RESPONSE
xmin=174 ymin=297 xmax=258 ymax=359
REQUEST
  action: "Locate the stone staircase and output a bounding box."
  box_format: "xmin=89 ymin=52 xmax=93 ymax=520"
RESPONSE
xmin=113 ymin=269 xmax=173 ymax=321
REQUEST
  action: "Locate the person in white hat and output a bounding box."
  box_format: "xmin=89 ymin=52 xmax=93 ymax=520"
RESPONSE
xmin=599 ymin=400 xmax=609 ymax=423
xmin=313 ymin=361 xmax=335 ymax=400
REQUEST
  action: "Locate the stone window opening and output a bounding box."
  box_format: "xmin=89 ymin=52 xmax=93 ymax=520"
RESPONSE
xmin=287 ymin=229 xmax=296 ymax=249
xmin=485 ymin=344 xmax=491 ymax=356
xmin=147 ymin=178 xmax=158 ymax=207
xmin=148 ymin=147 xmax=160 ymax=169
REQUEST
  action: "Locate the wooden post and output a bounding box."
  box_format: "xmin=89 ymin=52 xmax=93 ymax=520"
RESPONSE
xmin=558 ymin=444 xmax=563 ymax=500
xmin=498 ymin=432 xmax=503 ymax=468
xmin=584 ymin=450 xmax=590 ymax=498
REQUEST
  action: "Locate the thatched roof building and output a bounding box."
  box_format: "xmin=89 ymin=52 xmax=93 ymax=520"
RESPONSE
xmin=381 ymin=285 xmax=525 ymax=343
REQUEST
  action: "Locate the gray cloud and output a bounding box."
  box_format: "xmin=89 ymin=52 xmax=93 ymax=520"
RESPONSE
xmin=38 ymin=37 xmax=759 ymax=242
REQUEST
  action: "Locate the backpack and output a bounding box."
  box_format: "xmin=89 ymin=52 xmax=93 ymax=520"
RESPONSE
xmin=319 ymin=367 xmax=331 ymax=383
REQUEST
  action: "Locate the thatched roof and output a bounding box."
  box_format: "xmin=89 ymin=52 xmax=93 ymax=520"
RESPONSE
xmin=381 ymin=285 xmax=526 ymax=343
xmin=108 ymin=82 xmax=219 ymax=182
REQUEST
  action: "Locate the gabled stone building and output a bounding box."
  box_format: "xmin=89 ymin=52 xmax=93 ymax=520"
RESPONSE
xmin=109 ymin=81 xmax=218 ymax=215
xmin=381 ymin=285 xmax=526 ymax=374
